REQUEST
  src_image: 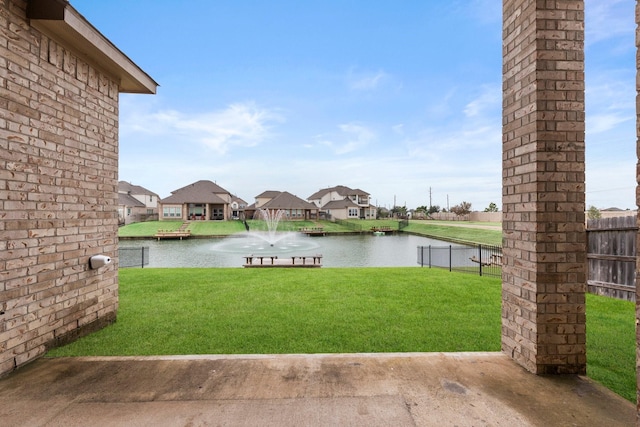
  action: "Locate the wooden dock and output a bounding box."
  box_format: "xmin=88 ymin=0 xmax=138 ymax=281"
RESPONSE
xmin=243 ymin=255 xmax=322 ymax=268
xmin=298 ymin=227 xmax=326 ymax=236
xmin=154 ymin=230 xmax=192 ymax=240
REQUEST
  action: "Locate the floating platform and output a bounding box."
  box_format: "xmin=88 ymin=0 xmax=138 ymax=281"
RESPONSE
xmin=370 ymin=226 xmax=393 ymax=235
xmin=243 ymin=255 xmax=322 ymax=268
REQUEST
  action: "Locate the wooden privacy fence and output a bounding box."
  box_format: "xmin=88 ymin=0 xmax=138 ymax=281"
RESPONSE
xmin=587 ymin=216 xmax=637 ymax=301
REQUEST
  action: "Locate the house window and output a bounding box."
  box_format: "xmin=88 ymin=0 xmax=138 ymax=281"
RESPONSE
xmin=348 ymin=208 xmax=359 ymax=217
xmin=212 ymin=208 xmax=223 ymax=219
xmin=163 ymin=207 xmax=181 ymax=218
xmin=127 ymin=207 xmax=131 ymax=215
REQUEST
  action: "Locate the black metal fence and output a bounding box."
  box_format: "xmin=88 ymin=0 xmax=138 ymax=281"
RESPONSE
xmin=417 ymin=244 xmax=502 ymax=278
xmin=119 ymin=246 xmax=150 ymax=268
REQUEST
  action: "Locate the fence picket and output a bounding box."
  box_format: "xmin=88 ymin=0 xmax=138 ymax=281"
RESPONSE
xmin=586 ymin=216 xmax=637 ymax=301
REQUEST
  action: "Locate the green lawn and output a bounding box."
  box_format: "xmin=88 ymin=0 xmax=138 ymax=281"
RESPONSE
xmin=118 ymin=220 xmax=184 ymax=237
xmin=404 ymin=221 xmax=502 ymax=246
xmin=119 ymin=219 xmax=503 ymax=246
xmin=586 ymin=294 xmax=636 ymax=402
xmin=48 ymin=268 xmax=502 ymax=355
xmin=46 ymin=267 xmax=635 ymax=401
xmin=186 ymin=220 xmax=247 ymax=235
xmin=119 ymin=219 xmax=359 ymax=238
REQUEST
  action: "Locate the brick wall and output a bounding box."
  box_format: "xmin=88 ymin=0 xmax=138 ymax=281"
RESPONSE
xmin=0 ymin=0 xmax=119 ymax=375
xmin=502 ymin=0 xmax=586 ymax=374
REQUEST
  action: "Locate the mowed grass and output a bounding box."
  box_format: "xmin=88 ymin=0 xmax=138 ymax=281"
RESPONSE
xmin=46 ymin=267 xmax=635 ymax=401
xmin=586 ymin=294 xmax=636 ymax=401
xmin=404 ymin=221 xmax=502 ymax=246
xmin=48 ymin=268 xmax=502 ymax=355
xmin=118 ymin=219 xmax=503 ymax=245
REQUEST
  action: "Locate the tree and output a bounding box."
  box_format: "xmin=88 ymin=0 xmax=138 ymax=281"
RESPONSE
xmin=377 ymin=207 xmax=390 ymax=218
xmin=428 ymin=205 xmax=440 ymax=214
xmin=390 ymin=205 xmax=408 ymax=218
xmin=450 ymin=201 xmax=472 ymax=216
xmin=587 ymin=205 xmax=601 ymax=220
xmin=484 ymin=202 xmax=498 ymax=212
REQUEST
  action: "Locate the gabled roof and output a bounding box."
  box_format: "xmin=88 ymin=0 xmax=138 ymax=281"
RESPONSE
xmin=307 ymin=185 xmax=369 ymax=200
xmin=323 ymin=199 xmax=360 ymax=209
xmin=162 ymin=180 xmax=230 ymax=204
xmin=255 ymin=190 xmax=282 ymax=199
xmin=118 ymin=192 xmax=145 ymax=207
xmin=118 ymin=181 xmax=159 ymax=197
xmin=262 ymin=192 xmax=317 ymax=210
xmin=232 ymin=195 xmax=248 ymax=206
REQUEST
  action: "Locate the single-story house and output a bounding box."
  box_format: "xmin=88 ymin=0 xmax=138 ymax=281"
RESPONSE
xmin=247 ymin=191 xmax=318 ymax=220
xmin=159 ymin=180 xmax=236 ymax=221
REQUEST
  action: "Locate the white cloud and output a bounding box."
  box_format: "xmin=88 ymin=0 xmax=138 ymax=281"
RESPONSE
xmin=392 ymin=124 xmax=405 ymax=135
xmin=585 ymin=0 xmax=635 ymax=45
xmin=587 ymin=113 xmax=632 ymax=135
xmin=318 ymin=123 xmax=377 ymax=155
xmin=463 ymin=85 xmax=501 ymax=118
xmin=121 ymin=101 xmax=283 ymax=154
xmin=347 ymin=68 xmax=389 ymax=91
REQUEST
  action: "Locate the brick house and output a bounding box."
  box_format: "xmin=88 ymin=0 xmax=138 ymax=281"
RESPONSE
xmin=0 ymin=0 xmax=157 ymax=376
xmin=118 ymin=181 xmax=159 ymax=224
xmin=307 ymin=185 xmax=376 ymax=220
xmin=247 ymin=191 xmax=318 ymax=220
xmin=159 ymin=180 xmax=238 ymax=221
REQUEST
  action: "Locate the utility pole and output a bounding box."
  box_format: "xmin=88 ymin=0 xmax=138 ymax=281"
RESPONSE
xmin=429 ymin=187 xmax=432 ymax=210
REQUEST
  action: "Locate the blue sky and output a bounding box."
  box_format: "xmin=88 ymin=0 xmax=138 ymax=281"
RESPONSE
xmin=71 ymin=0 xmax=636 ymax=211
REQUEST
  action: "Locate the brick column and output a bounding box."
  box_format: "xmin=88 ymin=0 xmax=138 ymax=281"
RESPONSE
xmin=502 ymin=0 xmax=586 ymax=374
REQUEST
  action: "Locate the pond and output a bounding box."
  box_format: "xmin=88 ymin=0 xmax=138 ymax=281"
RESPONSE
xmin=119 ymin=233 xmax=467 ymax=268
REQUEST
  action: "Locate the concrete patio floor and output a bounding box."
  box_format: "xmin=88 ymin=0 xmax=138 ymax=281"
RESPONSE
xmin=0 ymin=352 xmax=635 ymax=426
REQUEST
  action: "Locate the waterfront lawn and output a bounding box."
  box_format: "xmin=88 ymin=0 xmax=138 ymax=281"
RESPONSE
xmin=117 ymin=219 xmax=503 ymax=244
xmin=49 ymin=268 xmax=502 ymax=355
xmin=118 ymin=219 xmax=358 ymax=237
xmin=404 ymin=221 xmax=502 ymax=246
xmin=186 ymin=220 xmax=246 ymax=235
xmin=118 ymin=220 xmax=183 ymax=237
xmin=46 ymin=268 xmax=635 ymax=401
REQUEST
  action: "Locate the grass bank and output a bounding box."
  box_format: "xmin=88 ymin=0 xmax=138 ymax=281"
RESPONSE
xmin=119 ymin=219 xmax=502 ymax=246
xmin=404 ymin=221 xmax=501 ymax=246
xmin=47 ymin=268 xmax=635 ymax=401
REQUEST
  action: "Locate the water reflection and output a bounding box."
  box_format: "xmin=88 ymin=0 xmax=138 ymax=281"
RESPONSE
xmin=119 ymin=234 xmax=463 ymax=268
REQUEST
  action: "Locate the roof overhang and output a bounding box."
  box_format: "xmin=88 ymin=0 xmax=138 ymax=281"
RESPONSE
xmin=27 ymin=0 xmax=158 ymax=94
